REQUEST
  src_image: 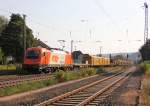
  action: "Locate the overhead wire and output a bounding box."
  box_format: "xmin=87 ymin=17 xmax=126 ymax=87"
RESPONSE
xmin=93 ymin=0 xmax=117 ymax=26
xmin=0 ymin=8 xmax=68 ymax=36
xmin=93 ymin=0 xmax=122 ymax=36
xmin=27 ymin=18 xmax=67 ymax=35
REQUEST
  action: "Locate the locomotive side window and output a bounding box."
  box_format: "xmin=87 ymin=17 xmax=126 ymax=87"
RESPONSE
xmin=26 ymin=50 xmax=40 ymax=59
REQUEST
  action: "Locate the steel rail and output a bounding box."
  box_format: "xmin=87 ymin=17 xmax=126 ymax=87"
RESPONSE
xmin=0 ymin=74 xmax=50 ymax=82
xmin=36 ymin=71 xmax=125 ymax=106
xmin=0 ymin=74 xmax=52 ymax=88
xmin=77 ymin=72 xmax=132 ymax=106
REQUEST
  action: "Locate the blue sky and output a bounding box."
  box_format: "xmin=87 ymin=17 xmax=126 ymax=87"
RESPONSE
xmin=0 ymin=0 xmax=148 ymax=54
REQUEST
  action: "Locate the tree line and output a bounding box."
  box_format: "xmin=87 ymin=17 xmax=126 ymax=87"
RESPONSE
xmin=140 ymin=39 xmax=150 ymax=61
xmin=0 ymin=14 xmax=37 ymax=64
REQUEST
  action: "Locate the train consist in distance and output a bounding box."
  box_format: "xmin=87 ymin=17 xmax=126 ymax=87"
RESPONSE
xmin=23 ymin=47 xmax=133 ymax=73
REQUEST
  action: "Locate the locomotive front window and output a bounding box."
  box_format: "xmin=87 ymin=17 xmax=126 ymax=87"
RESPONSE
xmin=26 ymin=50 xmax=40 ymax=59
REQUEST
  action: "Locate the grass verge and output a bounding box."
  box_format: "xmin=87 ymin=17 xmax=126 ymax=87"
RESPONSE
xmin=0 ymin=68 xmax=98 ymax=97
xmin=0 ymin=78 xmax=58 ymax=97
xmin=0 ymin=67 xmax=121 ymax=97
xmin=140 ymin=61 xmax=150 ymax=105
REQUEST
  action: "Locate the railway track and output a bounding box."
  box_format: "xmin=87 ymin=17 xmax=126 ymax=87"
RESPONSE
xmin=36 ymin=70 xmax=133 ymax=106
xmin=0 ymin=66 xmax=126 ymax=89
xmin=0 ymin=74 xmax=52 ymax=88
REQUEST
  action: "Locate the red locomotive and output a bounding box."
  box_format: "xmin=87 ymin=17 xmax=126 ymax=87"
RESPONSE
xmin=23 ymin=47 xmax=72 ymax=73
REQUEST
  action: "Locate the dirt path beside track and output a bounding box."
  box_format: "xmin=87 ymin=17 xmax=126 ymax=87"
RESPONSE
xmin=108 ymin=67 xmax=142 ymax=106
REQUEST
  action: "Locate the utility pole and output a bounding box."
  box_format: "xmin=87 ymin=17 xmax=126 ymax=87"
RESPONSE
xmin=23 ymin=14 xmax=26 ymax=57
xmin=89 ymin=29 xmax=92 ymax=39
xmin=99 ymin=46 xmax=102 ymax=56
xmin=70 ymin=31 xmax=73 ymax=53
xmin=127 ymin=53 xmax=129 ymax=59
xmin=71 ymin=40 xmax=73 ymax=53
xmin=58 ymin=40 xmax=66 ymax=50
xmin=144 ymin=2 xmax=148 ymax=43
xmin=109 ymin=54 xmax=111 ymax=59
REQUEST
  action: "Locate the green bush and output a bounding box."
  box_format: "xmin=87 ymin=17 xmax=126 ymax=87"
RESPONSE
xmin=140 ymin=61 xmax=150 ymax=75
xmin=54 ymin=68 xmax=97 ymax=82
xmin=80 ymin=70 xmax=88 ymax=77
xmin=54 ymin=70 xmax=66 ymax=82
xmin=96 ymin=67 xmax=105 ymax=74
xmin=63 ymin=72 xmax=69 ymax=81
xmin=86 ymin=68 xmax=96 ymax=76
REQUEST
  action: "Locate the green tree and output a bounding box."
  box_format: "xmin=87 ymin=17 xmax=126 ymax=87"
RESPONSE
xmin=0 ymin=16 xmax=8 ymax=64
xmin=0 ymin=47 xmax=4 ymax=64
xmin=0 ymin=14 xmax=37 ymax=62
xmin=0 ymin=16 xmax=8 ymax=34
xmin=139 ymin=39 xmax=150 ymax=61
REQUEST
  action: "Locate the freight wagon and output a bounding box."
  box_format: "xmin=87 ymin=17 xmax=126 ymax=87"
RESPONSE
xmin=83 ymin=55 xmax=110 ymax=66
